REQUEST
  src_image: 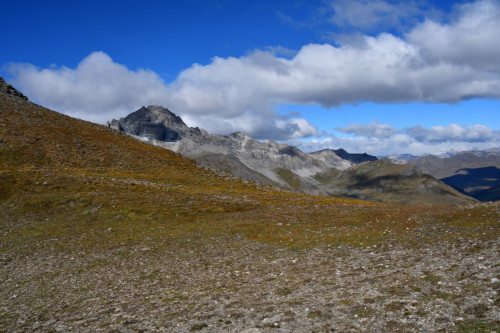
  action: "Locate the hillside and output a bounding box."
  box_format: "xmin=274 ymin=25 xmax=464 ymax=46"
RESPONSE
xmin=410 ymin=152 xmax=500 ymax=179
xmin=1 ymin=80 xmax=499 ymax=332
xmin=411 ymin=153 xmax=500 ymax=201
xmin=318 ymin=159 xmax=477 ymax=205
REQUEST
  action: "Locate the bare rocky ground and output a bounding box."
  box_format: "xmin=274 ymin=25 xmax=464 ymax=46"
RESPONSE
xmin=1 ymin=231 xmax=499 ymax=332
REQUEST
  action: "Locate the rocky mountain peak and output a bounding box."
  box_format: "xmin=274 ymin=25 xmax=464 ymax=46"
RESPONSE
xmin=0 ymin=77 xmax=28 ymax=100
xmin=108 ymin=105 xmax=189 ymax=142
xmin=126 ymin=105 xmax=187 ymax=128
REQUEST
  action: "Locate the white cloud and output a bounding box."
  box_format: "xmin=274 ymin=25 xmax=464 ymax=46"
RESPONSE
xmin=182 ymin=111 xmax=318 ymax=140
xmin=408 ymin=0 xmax=500 ymax=72
xmin=160 ymin=0 xmax=500 ymax=113
xmin=333 ymin=121 xmax=500 ymax=144
xmin=336 ymin=120 xmax=397 ymax=138
xmin=6 ymin=0 xmax=500 ymax=147
xmin=318 ymin=122 xmax=500 ymax=155
xmin=285 ymin=133 xmax=500 ymax=157
xmin=7 ymin=52 xmax=171 ymax=123
xmin=406 ymin=124 xmax=500 ymax=143
xmin=283 ymin=122 xmax=500 ymax=156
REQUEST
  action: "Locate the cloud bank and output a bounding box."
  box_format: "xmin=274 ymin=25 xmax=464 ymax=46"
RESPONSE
xmin=287 ymin=134 xmax=500 ymax=157
xmin=286 ymin=122 xmax=500 ymax=156
xmin=6 ymin=0 xmax=500 ymax=152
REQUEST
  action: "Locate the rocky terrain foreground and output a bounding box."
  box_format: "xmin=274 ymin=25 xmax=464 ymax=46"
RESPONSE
xmin=1 ymin=78 xmax=499 ymax=332
xmin=2 ymin=214 xmax=500 ymax=333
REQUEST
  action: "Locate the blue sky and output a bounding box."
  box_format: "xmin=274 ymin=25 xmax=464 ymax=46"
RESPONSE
xmin=1 ymin=0 xmax=500 ymax=156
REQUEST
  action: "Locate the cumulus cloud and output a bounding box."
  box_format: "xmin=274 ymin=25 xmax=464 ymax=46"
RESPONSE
xmin=336 ymin=120 xmax=397 ymax=138
xmin=406 ymin=124 xmax=500 ymax=143
xmin=7 ymin=52 xmax=171 ymax=123
xmin=182 ymin=111 xmax=318 ymax=140
xmin=407 ymin=0 xmax=500 ymax=72
xmin=6 ymin=0 xmax=500 ymax=144
xmin=276 ymin=120 xmax=500 ymax=156
xmin=333 ymin=121 xmax=500 ymax=144
xmin=290 ymin=121 xmax=500 ymax=156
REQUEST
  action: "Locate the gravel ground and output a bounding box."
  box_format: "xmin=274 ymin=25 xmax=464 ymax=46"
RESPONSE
xmin=1 ymin=234 xmax=499 ymax=332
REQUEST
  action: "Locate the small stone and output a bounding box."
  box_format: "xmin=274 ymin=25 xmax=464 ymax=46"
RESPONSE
xmin=43 ymin=319 xmax=57 ymax=327
xmin=240 ymin=329 xmax=262 ymax=333
xmin=262 ymin=313 xmax=283 ymax=324
xmin=55 ymin=325 xmax=67 ymax=332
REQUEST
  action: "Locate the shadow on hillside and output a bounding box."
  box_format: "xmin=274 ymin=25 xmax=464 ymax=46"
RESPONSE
xmin=441 ymin=166 xmax=500 ymax=201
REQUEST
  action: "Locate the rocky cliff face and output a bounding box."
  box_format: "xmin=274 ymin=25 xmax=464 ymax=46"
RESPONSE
xmin=109 ymin=106 xmax=477 ymax=205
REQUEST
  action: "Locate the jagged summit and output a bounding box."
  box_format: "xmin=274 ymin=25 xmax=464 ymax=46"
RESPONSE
xmin=130 ymin=105 xmax=187 ymax=127
xmin=0 ymin=77 xmax=28 ymax=101
xmin=108 ymin=105 xmax=190 ymax=142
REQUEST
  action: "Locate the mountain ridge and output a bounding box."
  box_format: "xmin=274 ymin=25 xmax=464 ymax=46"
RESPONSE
xmin=110 ymin=105 xmax=476 ymax=205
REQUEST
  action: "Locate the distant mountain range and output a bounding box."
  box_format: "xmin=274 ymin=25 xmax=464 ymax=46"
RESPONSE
xmin=109 ymin=106 xmax=476 ymax=205
xmin=409 ymin=152 xmax=500 ymax=201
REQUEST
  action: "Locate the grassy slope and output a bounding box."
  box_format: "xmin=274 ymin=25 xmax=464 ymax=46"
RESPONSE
xmin=1 ymin=93 xmax=499 ymax=331
xmin=319 ymin=159 xmax=477 ymax=205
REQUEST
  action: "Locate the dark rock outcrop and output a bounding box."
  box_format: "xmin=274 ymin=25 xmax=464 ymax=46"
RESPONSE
xmin=332 ymin=148 xmax=378 ymax=164
xmin=0 ymin=77 xmax=28 ymax=101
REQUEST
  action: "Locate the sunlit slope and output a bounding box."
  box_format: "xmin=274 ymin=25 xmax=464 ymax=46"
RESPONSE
xmin=318 ymin=159 xmax=477 ymax=205
xmin=0 ymin=90 xmax=383 ymax=251
xmin=0 ymin=88 xmax=497 ymax=255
